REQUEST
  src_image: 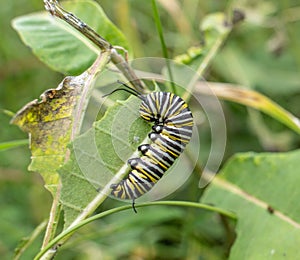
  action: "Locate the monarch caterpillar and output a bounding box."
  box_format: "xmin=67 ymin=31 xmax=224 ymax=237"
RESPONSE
xmin=107 ymin=82 xmax=193 ymax=209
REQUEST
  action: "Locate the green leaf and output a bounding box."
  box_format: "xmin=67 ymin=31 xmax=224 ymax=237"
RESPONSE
xmin=59 ymin=96 xmax=151 ymax=227
xmin=201 ymin=150 xmax=300 ymax=259
xmin=12 ymin=0 xmax=129 ymax=75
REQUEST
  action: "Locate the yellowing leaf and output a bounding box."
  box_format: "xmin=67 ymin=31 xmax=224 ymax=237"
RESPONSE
xmin=11 ymin=53 xmax=110 ymax=195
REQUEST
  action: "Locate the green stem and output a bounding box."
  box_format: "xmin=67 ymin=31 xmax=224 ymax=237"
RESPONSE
xmin=72 ymin=51 xmax=111 ymax=138
xmin=44 ymin=0 xmax=145 ymax=92
xmin=183 ymin=29 xmax=230 ymax=101
xmin=41 ymin=192 xmax=62 ymax=250
xmin=35 ymin=200 xmax=236 ymax=259
xmin=0 ymin=139 xmax=28 ymax=151
xmin=14 ymin=220 xmax=48 ymax=260
xmin=44 ymin=0 xmax=111 ymax=50
xmin=151 ymin=0 xmax=176 ymax=94
xmin=1 ymin=108 xmax=15 ymax=117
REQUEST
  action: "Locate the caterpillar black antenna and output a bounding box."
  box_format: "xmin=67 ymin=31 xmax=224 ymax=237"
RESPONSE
xmin=102 ymin=80 xmax=143 ymax=99
xmin=117 ymin=80 xmax=142 ymax=97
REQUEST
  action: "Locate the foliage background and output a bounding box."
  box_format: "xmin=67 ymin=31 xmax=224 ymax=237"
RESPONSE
xmin=0 ymin=0 xmax=299 ymax=259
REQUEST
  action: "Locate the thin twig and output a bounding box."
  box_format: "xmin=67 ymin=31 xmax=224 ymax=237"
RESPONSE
xmin=182 ymin=30 xmax=230 ymax=100
xmin=41 ymin=188 xmax=62 ymax=249
xmin=14 ymin=220 xmax=48 ymax=260
xmin=151 ymin=0 xmax=176 ymax=93
xmin=110 ymin=49 xmax=145 ymax=92
xmin=44 ymin=0 xmax=111 ymax=50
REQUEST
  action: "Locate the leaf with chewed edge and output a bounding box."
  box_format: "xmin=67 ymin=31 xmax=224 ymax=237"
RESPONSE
xmin=11 ymin=53 xmax=110 ymax=196
xmin=201 ymin=149 xmax=300 ymax=259
xmin=11 ymin=76 xmax=84 ymax=194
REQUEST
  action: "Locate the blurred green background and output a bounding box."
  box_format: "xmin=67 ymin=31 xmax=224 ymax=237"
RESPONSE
xmin=1 ymin=0 xmax=299 ymax=259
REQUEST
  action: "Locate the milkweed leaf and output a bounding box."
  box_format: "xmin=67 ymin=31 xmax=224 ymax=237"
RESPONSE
xmin=59 ymin=96 xmax=151 ymax=227
xmin=12 ymin=0 xmax=129 ymax=75
xmin=201 ymin=149 xmax=300 ymax=259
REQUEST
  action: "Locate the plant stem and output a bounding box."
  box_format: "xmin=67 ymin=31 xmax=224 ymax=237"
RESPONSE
xmin=14 ymin=220 xmax=48 ymax=260
xmin=41 ymin=189 xmax=62 ymax=249
xmin=38 ymin=131 xmax=152 ymax=259
xmin=43 ymin=0 xmax=145 ymax=92
xmin=0 ymin=139 xmax=28 ymax=151
xmin=72 ymin=51 xmax=111 ymax=138
xmin=151 ymin=0 xmax=176 ymax=94
xmin=182 ymin=29 xmax=230 ymax=101
xmin=110 ymin=48 xmax=145 ymax=93
xmin=35 ymin=200 xmax=236 ymax=259
xmin=44 ymin=0 xmax=110 ymax=50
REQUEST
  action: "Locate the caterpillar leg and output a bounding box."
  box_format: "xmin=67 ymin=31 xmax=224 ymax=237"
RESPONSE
xmin=132 ymin=199 xmax=137 ymax=213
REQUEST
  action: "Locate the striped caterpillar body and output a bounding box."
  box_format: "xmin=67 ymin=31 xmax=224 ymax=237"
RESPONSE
xmin=109 ymin=86 xmax=193 ymax=201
